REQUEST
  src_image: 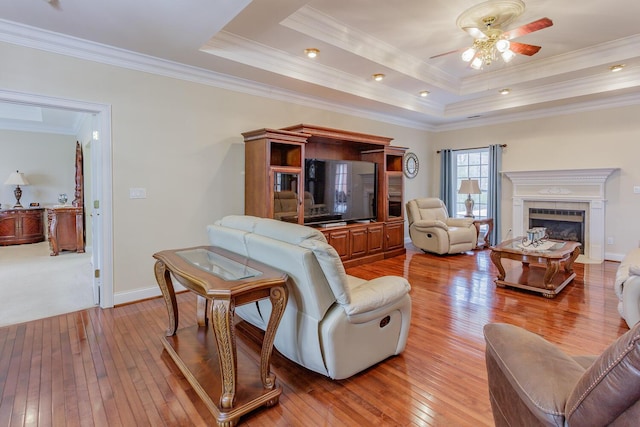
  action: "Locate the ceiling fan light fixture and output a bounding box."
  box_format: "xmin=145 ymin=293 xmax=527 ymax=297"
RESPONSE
xmin=372 ymin=73 xmax=385 ymax=81
xmin=461 ymin=47 xmax=476 ymax=62
xmin=495 ymin=39 xmax=510 ymax=52
xmin=304 ymin=48 xmax=319 ymax=58
xmin=470 ymin=57 xmax=483 ymax=70
xmin=501 ymin=49 xmax=516 ymax=63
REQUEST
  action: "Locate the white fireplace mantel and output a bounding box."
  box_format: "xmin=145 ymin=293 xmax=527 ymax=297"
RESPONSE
xmin=503 ymin=168 xmax=618 ymax=262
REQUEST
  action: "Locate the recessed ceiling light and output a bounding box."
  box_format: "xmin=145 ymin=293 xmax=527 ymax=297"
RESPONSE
xmin=609 ymin=64 xmax=625 ymax=72
xmin=499 ymin=88 xmax=511 ymax=95
xmin=419 ymin=90 xmax=430 ymax=97
xmin=372 ymin=73 xmax=385 ymax=82
xmin=304 ymin=48 xmax=319 ymax=58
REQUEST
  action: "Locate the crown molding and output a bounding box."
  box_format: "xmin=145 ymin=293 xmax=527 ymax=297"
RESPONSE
xmin=460 ymin=34 xmax=640 ymax=95
xmin=433 ymin=91 xmax=640 ymax=132
xmin=446 ymin=63 xmax=640 ymax=117
xmin=201 ymin=31 xmax=444 ymax=117
xmin=280 ymin=5 xmax=460 ymax=92
xmin=0 ymin=19 xmax=433 ymax=131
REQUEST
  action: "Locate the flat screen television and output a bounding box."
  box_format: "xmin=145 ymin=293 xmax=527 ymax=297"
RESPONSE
xmin=303 ymin=158 xmax=377 ymax=225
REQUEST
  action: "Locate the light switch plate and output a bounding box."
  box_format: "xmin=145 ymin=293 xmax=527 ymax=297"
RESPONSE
xmin=129 ymin=188 xmax=147 ymax=199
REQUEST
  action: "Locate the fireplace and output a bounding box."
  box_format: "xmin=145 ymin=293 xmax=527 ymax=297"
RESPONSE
xmin=504 ymin=168 xmax=617 ymax=262
xmin=529 ymin=208 xmax=585 ymax=253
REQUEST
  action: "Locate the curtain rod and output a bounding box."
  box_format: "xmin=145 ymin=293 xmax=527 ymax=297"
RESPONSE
xmin=437 ymin=144 xmax=506 ymax=154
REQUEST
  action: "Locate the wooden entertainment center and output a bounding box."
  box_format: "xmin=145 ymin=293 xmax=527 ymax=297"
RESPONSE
xmin=242 ymin=124 xmax=406 ymax=266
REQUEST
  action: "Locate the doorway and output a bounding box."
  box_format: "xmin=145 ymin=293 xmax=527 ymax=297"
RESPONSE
xmin=0 ymin=89 xmax=113 ymax=313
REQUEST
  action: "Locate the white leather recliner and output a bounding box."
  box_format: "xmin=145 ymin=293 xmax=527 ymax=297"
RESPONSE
xmin=406 ymin=198 xmax=477 ymax=255
xmin=615 ymin=248 xmax=640 ymax=328
xmin=206 ymin=215 xmax=412 ymax=379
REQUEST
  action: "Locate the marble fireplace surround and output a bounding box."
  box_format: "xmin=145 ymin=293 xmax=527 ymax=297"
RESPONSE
xmin=503 ymin=168 xmax=617 ymax=262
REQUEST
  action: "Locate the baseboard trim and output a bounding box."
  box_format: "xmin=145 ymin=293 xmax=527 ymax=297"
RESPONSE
xmin=113 ymin=282 xmax=186 ymax=306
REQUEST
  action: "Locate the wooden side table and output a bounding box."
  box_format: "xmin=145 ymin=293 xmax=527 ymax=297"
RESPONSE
xmin=473 ymin=218 xmax=494 ymax=249
xmin=153 ymin=246 xmax=288 ymax=427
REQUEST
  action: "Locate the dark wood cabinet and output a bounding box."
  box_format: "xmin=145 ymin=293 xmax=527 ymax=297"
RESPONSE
xmin=243 ymin=124 xmax=406 ymax=266
xmin=321 ymin=222 xmax=386 ymax=267
xmin=0 ymin=208 xmax=45 ymax=245
xmin=47 ymin=206 xmax=85 ymax=256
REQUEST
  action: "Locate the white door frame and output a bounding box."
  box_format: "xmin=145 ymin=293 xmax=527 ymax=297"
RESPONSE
xmin=0 ymin=89 xmax=114 ymax=308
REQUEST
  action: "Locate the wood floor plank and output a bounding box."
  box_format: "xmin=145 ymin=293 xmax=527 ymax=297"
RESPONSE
xmin=0 ymin=247 xmax=629 ymax=426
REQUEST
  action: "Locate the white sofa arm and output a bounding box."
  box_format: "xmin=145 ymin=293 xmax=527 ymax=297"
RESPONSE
xmin=344 ymin=276 xmax=411 ymax=321
xmin=622 ymin=276 xmax=640 ymax=327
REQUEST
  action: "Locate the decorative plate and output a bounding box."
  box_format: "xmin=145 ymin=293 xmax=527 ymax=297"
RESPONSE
xmin=404 ymin=152 xmax=419 ymax=178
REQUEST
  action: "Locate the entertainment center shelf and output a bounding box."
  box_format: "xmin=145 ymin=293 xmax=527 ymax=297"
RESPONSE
xmin=242 ymin=124 xmax=406 ymax=267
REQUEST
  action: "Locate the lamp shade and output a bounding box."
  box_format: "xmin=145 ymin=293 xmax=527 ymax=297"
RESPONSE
xmin=4 ymin=171 xmax=29 ymax=186
xmin=458 ymin=179 xmax=480 ymax=195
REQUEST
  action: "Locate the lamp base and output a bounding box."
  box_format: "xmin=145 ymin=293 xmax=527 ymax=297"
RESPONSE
xmin=464 ymin=194 xmax=475 ymax=218
xmin=13 ymin=185 xmax=23 ymax=209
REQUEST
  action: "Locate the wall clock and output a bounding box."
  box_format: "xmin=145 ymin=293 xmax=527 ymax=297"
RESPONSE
xmin=404 ymin=152 xmax=419 ymax=178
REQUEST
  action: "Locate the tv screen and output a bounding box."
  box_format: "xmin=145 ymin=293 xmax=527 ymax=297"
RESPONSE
xmin=304 ymin=158 xmax=377 ymax=225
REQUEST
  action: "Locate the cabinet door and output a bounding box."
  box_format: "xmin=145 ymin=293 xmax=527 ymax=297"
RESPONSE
xmin=21 ymin=211 xmax=43 ymax=239
xmin=0 ymin=214 xmax=19 ymax=241
xmin=271 ymin=168 xmax=302 ymax=223
xmin=367 ymin=223 xmax=384 ymax=254
xmin=385 ymin=221 xmax=405 ymax=251
xmin=349 ymin=227 xmax=368 ymax=258
xmin=326 ymin=229 xmax=349 ymax=260
xmin=387 ymin=172 xmax=403 ymax=220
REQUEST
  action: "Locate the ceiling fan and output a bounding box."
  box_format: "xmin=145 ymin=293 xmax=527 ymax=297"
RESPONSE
xmin=430 ymin=0 xmax=553 ymax=69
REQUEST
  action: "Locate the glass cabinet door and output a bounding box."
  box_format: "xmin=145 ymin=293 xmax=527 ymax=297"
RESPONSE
xmin=387 ymin=173 xmax=403 ymax=219
xmin=272 ymin=170 xmax=301 ymax=223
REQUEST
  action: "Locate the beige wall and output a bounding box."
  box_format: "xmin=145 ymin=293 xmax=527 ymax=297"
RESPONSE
xmin=432 ymin=105 xmax=640 ymax=260
xmin=0 ymin=41 xmax=432 ymax=303
xmin=0 ymin=130 xmax=76 ymax=207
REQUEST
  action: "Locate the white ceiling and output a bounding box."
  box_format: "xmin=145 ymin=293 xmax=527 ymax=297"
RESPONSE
xmin=0 ymin=0 xmax=639 ymax=131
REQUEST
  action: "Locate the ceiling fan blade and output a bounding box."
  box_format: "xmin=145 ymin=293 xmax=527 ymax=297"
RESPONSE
xmin=462 ymin=27 xmax=488 ymax=39
xmin=429 ymin=48 xmax=465 ymax=59
xmin=510 ymin=41 xmax=542 ymax=56
xmin=503 ymin=17 xmax=553 ymax=40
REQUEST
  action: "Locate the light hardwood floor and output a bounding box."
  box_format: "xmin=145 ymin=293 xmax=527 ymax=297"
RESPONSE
xmin=0 ymin=246 xmax=626 ymax=426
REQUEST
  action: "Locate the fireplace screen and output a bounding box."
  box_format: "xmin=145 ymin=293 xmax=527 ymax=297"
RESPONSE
xmin=529 ymin=208 xmax=585 ymax=253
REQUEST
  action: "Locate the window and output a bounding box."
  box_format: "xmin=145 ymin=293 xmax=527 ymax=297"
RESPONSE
xmin=333 ymin=162 xmax=348 ymax=213
xmin=454 ymin=148 xmax=488 ymax=218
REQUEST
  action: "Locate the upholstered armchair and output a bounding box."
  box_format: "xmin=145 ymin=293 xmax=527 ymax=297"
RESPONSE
xmin=615 ymin=248 xmax=640 ymax=328
xmin=484 ymin=322 xmax=640 ymax=426
xmin=406 ymin=198 xmax=477 ymax=255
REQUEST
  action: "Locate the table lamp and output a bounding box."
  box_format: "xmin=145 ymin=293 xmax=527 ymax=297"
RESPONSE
xmin=4 ymin=170 xmax=30 ymax=208
xmin=458 ymin=179 xmax=481 ymax=218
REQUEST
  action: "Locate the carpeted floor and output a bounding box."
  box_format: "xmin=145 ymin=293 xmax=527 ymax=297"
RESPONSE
xmin=0 ymin=241 xmax=95 ymax=327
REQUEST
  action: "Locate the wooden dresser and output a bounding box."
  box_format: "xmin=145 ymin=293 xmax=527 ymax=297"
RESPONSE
xmin=47 ymin=206 xmax=85 ymax=256
xmin=0 ymin=208 xmax=45 ymax=245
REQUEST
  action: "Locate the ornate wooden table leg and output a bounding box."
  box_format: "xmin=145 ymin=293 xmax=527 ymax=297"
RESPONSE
xmin=260 ymin=285 xmax=288 ymax=405
xmin=196 ymin=295 xmax=208 ymax=327
xmin=490 ymin=250 xmax=506 ymax=284
xmin=211 ymin=299 xmax=237 ymax=410
xmin=564 ymin=246 xmax=581 ymax=274
xmin=154 ymin=260 xmax=178 ymax=336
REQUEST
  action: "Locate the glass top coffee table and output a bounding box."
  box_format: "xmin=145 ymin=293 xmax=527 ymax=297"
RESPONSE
xmin=490 ymin=238 xmax=581 ymax=298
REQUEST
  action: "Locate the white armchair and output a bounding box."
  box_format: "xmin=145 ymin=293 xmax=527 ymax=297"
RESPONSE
xmin=406 ymin=198 xmax=477 ymax=255
xmin=207 ymin=215 xmax=412 ymax=379
xmin=615 ymin=248 xmax=640 ymax=328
